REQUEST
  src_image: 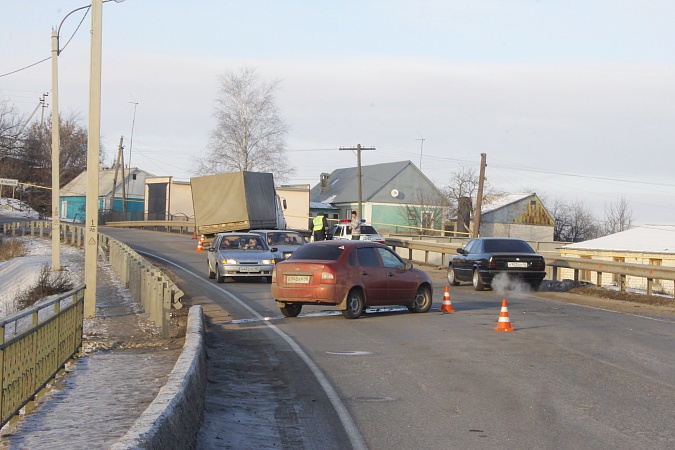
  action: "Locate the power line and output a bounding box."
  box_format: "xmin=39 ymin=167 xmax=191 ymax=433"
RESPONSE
xmin=0 ymin=7 xmax=89 ymax=79
xmin=0 ymin=58 xmax=51 ymax=79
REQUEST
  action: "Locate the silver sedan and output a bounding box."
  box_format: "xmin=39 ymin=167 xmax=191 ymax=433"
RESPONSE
xmin=207 ymin=232 xmax=277 ymax=282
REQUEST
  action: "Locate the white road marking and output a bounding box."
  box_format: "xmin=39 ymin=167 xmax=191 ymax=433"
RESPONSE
xmin=137 ymin=251 xmax=367 ymax=450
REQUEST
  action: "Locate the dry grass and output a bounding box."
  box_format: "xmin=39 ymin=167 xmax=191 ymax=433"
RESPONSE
xmin=0 ymin=237 xmax=27 ymax=261
xmin=16 ymin=264 xmax=75 ymax=310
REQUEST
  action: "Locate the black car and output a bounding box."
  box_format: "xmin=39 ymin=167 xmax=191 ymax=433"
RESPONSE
xmin=447 ymin=238 xmax=546 ymax=291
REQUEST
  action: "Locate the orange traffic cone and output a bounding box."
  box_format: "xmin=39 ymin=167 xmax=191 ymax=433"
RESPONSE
xmin=192 ymin=231 xmax=197 ymax=239
xmin=494 ymin=299 xmax=514 ymax=332
xmin=195 ymin=235 xmax=204 ymax=252
xmin=440 ymin=286 xmax=455 ymax=313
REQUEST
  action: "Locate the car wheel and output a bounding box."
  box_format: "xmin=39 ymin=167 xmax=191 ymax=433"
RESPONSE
xmin=408 ymin=285 xmax=432 ymax=313
xmin=529 ymin=280 xmax=542 ymax=291
xmin=472 ymin=269 xmax=486 ymax=291
xmin=280 ymin=303 xmax=302 ymax=317
xmin=208 ymin=261 xmax=216 ymax=279
xmin=447 ymin=265 xmax=460 ymax=286
xmin=342 ymin=289 xmax=364 ymax=319
xmin=216 ymin=264 xmax=225 ymax=283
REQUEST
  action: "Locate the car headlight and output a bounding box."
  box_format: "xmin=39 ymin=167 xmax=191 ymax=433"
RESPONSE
xmin=262 ymin=259 xmax=275 ymax=265
xmin=222 ymin=259 xmax=238 ymax=264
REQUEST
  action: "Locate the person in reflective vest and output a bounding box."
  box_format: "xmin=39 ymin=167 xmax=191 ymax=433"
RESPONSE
xmin=313 ymin=213 xmax=328 ymax=241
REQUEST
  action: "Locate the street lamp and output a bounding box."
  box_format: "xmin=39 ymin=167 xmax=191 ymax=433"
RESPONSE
xmin=85 ymin=0 xmax=126 ymax=319
xmin=52 ymin=1 xmax=113 ymax=272
xmin=51 ymin=6 xmax=91 ymax=272
xmin=50 ymin=0 xmax=123 ymax=318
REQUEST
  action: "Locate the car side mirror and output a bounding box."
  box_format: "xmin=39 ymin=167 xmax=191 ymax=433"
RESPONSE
xmin=270 ymin=247 xmax=278 ymax=252
xmin=208 ymin=247 xmax=216 ymax=252
xmin=405 ymin=261 xmax=413 ymax=270
xmin=456 ymin=248 xmax=465 ymax=254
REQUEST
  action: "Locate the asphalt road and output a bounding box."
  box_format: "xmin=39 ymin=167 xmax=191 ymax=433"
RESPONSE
xmin=102 ymin=228 xmax=675 ymax=450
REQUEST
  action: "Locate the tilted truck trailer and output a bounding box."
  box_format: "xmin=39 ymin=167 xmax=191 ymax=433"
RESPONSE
xmin=190 ymin=171 xmax=286 ymax=245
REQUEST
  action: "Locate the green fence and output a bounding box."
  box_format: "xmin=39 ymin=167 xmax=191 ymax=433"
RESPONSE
xmin=0 ymin=285 xmax=85 ymax=427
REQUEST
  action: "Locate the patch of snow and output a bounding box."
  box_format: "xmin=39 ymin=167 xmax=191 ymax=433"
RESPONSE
xmin=0 ymin=237 xmax=84 ymax=319
xmin=0 ymin=197 xmax=40 ymax=219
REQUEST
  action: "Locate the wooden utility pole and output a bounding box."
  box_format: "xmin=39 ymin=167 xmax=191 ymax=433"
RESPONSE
xmin=111 ymin=136 xmax=125 ymax=213
xmin=339 ymin=144 xmax=376 ymax=220
xmin=472 ymin=152 xmax=487 ymax=238
xmin=416 ymin=138 xmax=425 ymax=170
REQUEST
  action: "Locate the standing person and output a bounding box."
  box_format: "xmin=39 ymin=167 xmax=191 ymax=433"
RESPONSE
xmin=312 ymin=212 xmax=328 ymax=241
xmin=350 ymin=211 xmax=361 ymax=240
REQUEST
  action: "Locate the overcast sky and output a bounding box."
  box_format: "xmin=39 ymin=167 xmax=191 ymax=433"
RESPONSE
xmin=2 ymin=1 xmax=675 ymax=225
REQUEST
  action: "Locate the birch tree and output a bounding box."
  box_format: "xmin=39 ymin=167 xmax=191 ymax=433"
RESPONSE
xmin=197 ymin=67 xmax=292 ymax=181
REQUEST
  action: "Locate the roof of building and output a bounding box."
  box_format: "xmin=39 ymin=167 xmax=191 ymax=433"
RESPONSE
xmin=482 ymin=193 xmax=535 ymax=213
xmin=310 ymin=160 xmax=444 ymax=205
xmin=61 ymin=168 xmax=154 ymax=197
xmin=309 ymin=202 xmax=338 ymax=210
xmin=563 ymin=225 xmax=675 ymax=255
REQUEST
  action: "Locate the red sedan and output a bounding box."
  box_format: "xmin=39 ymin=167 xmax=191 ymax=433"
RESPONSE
xmin=271 ymin=240 xmax=433 ymax=319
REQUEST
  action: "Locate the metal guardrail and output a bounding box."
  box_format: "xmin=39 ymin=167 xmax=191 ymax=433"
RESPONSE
xmin=104 ymin=236 xmax=184 ymax=337
xmin=386 ymin=237 xmax=675 ymax=298
xmin=0 ymin=285 xmax=85 ymax=428
xmin=103 ymin=220 xmax=194 ymax=234
xmin=546 ymin=257 xmax=675 ymax=297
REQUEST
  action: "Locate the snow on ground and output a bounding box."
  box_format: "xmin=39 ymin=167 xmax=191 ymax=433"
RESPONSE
xmin=0 ymin=237 xmax=84 ymax=319
xmin=0 ymin=197 xmax=40 ymax=219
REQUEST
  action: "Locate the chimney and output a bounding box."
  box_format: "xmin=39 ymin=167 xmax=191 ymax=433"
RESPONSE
xmin=319 ymin=173 xmax=330 ymax=193
xmin=457 ymin=197 xmax=472 ymax=235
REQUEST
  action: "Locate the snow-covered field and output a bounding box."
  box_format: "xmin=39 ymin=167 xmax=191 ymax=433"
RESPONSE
xmin=0 ymin=236 xmax=84 ymax=319
xmin=0 ymin=196 xmax=80 ymax=319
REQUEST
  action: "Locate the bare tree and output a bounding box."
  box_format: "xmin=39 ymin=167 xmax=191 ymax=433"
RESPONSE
xmin=550 ymin=197 xmax=600 ymax=242
xmin=549 ymin=197 xmax=571 ymax=242
xmin=442 ymin=166 xmax=503 ymax=233
xmin=0 ymin=97 xmax=23 ymax=157
xmin=0 ymin=113 xmax=92 ymax=216
xmin=197 ymin=67 xmax=292 ymax=181
xmin=395 ymin=188 xmax=449 ymax=235
xmin=603 ymin=196 xmax=635 ymax=235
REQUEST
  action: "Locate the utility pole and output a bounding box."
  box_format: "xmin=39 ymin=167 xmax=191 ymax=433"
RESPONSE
xmin=40 ymin=93 xmax=49 ymax=126
xmin=472 ymin=152 xmax=487 ymax=238
xmin=111 ymin=136 xmax=124 ymax=213
xmin=339 ymin=144 xmax=376 ymax=220
xmin=416 ymin=138 xmax=425 ymax=170
xmin=127 ymin=101 xmax=138 ymax=167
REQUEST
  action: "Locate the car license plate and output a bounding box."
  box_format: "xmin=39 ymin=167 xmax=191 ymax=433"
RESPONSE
xmin=239 ymin=266 xmax=260 ymax=273
xmin=508 ymin=262 xmax=528 ymax=268
xmin=286 ymin=275 xmax=310 ymax=284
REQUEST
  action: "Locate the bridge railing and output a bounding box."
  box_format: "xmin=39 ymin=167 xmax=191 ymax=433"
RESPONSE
xmin=386 ymin=237 xmax=675 ymax=298
xmin=0 ymin=285 xmax=85 ymax=428
xmin=2 ymin=221 xmax=183 ymax=336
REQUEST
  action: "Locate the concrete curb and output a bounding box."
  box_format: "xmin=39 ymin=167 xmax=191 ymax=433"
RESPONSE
xmin=110 ymin=305 xmax=206 ymax=450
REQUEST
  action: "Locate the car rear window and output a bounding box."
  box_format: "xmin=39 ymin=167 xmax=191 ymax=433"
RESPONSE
xmin=360 ymin=225 xmax=378 ymax=234
xmin=289 ymin=244 xmax=344 ymax=261
xmin=484 ymin=240 xmax=535 ymax=253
